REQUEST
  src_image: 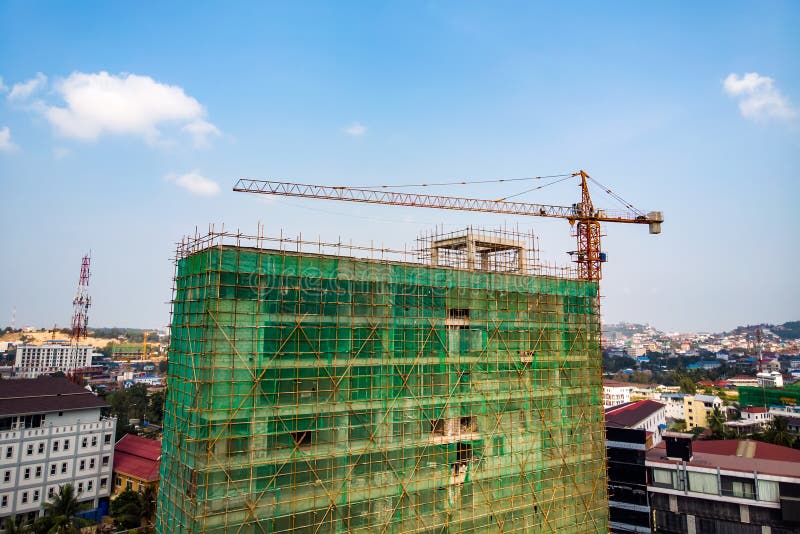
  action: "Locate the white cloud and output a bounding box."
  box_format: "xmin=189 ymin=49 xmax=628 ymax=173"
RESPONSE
xmin=182 ymin=119 xmax=221 ymax=148
xmin=53 ymin=147 xmax=71 ymax=159
xmin=8 ymin=73 xmax=47 ymax=101
xmin=723 ymin=72 xmax=797 ymax=122
xmin=0 ymin=77 xmax=7 ymax=93
xmin=343 ymin=122 xmax=367 ymax=136
xmin=31 ymin=71 xmax=220 ymax=146
xmin=166 ymin=170 xmax=220 ymax=196
xmin=0 ymin=127 xmax=18 ymax=153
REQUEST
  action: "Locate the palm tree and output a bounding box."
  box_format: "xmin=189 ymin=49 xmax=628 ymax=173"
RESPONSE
xmin=43 ymin=484 xmax=89 ymax=534
xmin=3 ymin=516 xmax=29 ymax=534
xmin=764 ymin=416 xmax=797 ymax=448
xmin=707 ymin=406 xmax=726 ymax=438
xmin=141 ymin=486 xmax=158 ymax=526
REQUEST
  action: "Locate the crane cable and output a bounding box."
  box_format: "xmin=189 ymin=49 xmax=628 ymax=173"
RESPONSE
xmin=587 ymin=176 xmax=646 ymax=216
xmin=345 ymin=173 xmax=573 ymax=189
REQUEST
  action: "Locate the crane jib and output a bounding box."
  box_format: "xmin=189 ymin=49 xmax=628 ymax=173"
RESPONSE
xmin=233 ymin=179 xmax=653 ymax=225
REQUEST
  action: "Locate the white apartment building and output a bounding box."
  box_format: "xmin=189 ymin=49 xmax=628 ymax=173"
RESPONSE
xmin=658 ymin=393 xmax=687 ymax=421
xmin=756 ymin=371 xmax=783 ymax=388
xmin=603 ymin=382 xmax=632 ymax=408
xmin=605 ymin=399 xmax=667 ymax=446
xmin=14 ymin=344 xmax=93 ymax=378
xmin=0 ymin=377 xmax=116 ymax=527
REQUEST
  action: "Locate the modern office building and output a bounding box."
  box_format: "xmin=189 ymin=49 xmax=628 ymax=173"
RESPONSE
xmin=156 ymin=229 xmax=609 ymax=533
xmin=14 ymin=343 xmax=93 ymax=378
xmin=0 ymin=377 xmax=116 ymax=528
xmin=606 ymin=427 xmax=651 ymax=533
xmin=648 ymin=435 xmax=800 ymax=533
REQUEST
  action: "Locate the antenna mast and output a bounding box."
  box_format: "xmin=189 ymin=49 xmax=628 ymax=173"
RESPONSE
xmin=69 ymin=253 xmax=92 ymax=372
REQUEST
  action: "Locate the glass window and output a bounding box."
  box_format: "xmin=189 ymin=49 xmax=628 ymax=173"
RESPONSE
xmin=21 ymin=492 xmax=27 ymax=503
xmin=688 ymin=471 xmax=718 ymax=495
xmin=653 ymin=468 xmax=677 ymax=489
xmin=52 ymin=441 xmax=59 ymax=452
xmin=63 ymin=440 xmax=69 ymax=451
xmin=758 ymin=479 xmax=779 ymax=502
xmin=1 ymin=495 xmax=6 ymax=507
xmin=3 ymin=471 xmax=9 ymax=482
xmin=23 ymin=468 xmax=30 ymax=480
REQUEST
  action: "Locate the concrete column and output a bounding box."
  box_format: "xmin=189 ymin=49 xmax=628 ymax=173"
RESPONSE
xmin=466 ymin=237 xmax=476 ymax=270
xmin=686 ymin=515 xmax=696 ymax=534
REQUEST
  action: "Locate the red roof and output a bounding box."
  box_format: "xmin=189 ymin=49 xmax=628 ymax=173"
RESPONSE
xmin=605 ymin=399 xmax=665 ymax=428
xmin=742 ymin=406 xmax=768 ymax=413
xmin=113 ymin=434 xmax=161 ymax=482
xmin=648 ymin=439 xmax=800 ymax=477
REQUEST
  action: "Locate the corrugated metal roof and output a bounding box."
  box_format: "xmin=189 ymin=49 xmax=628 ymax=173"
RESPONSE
xmin=0 ymin=377 xmax=107 ymax=417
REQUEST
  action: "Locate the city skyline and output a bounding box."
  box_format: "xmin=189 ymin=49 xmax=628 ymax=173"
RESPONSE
xmin=1 ymin=2 xmax=798 ymax=332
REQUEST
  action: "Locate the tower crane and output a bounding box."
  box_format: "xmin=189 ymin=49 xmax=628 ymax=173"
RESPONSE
xmin=233 ymin=170 xmax=662 ymax=282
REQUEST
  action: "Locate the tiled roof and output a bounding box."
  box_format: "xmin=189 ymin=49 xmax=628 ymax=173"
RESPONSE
xmin=647 ymin=440 xmax=800 ymax=478
xmin=113 ymin=434 xmax=161 ymax=482
xmin=605 ymin=399 xmax=665 ymax=428
xmin=742 ymin=406 xmax=768 ymax=413
xmin=0 ymin=377 xmax=108 ymax=417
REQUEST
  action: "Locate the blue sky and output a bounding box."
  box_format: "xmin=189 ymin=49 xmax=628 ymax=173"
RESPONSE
xmin=1 ymin=1 xmax=798 ymax=333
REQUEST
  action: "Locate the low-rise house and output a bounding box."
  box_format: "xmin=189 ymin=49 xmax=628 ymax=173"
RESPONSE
xmin=112 ymin=434 xmax=161 ymax=496
xmin=605 ymin=399 xmax=667 ymax=446
xmin=728 ymin=375 xmax=759 ymax=388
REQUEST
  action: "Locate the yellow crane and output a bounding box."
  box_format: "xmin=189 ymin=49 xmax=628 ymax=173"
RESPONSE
xmin=233 ymin=170 xmax=663 ymax=281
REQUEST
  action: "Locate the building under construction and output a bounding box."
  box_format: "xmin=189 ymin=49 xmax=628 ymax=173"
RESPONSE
xmin=156 ymin=227 xmax=609 ymax=533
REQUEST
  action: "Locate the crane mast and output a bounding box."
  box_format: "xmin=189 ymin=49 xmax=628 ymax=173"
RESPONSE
xmin=233 ymin=170 xmax=663 ymax=281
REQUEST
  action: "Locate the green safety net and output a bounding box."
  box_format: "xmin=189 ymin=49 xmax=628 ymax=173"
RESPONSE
xmin=155 ymin=246 xmax=608 ymax=533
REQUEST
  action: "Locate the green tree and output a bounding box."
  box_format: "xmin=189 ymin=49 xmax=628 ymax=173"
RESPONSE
xmin=707 ymin=406 xmax=726 ymax=439
xmin=763 ymin=416 xmax=797 ymax=448
xmin=108 ymin=383 xmax=149 ymax=430
xmin=111 ymin=489 xmax=145 ymax=529
xmin=4 ymin=516 xmax=30 ymax=534
xmin=141 ymin=485 xmax=158 ymax=525
xmin=146 ymin=390 xmax=165 ymax=425
xmin=678 ymin=376 xmax=697 ymax=395
xmin=670 ymin=419 xmax=687 ymax=432
xmin=42 ymin=483 xmax=90 ymax=534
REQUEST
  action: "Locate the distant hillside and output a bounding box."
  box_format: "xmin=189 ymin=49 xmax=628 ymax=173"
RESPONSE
xmin=604 ymin=320 xmax=800 ymax=339
xmin=773 ymin=321 xmax=800 ymax=340
xmin=727 ymin=321 xmax=800 ymax=340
